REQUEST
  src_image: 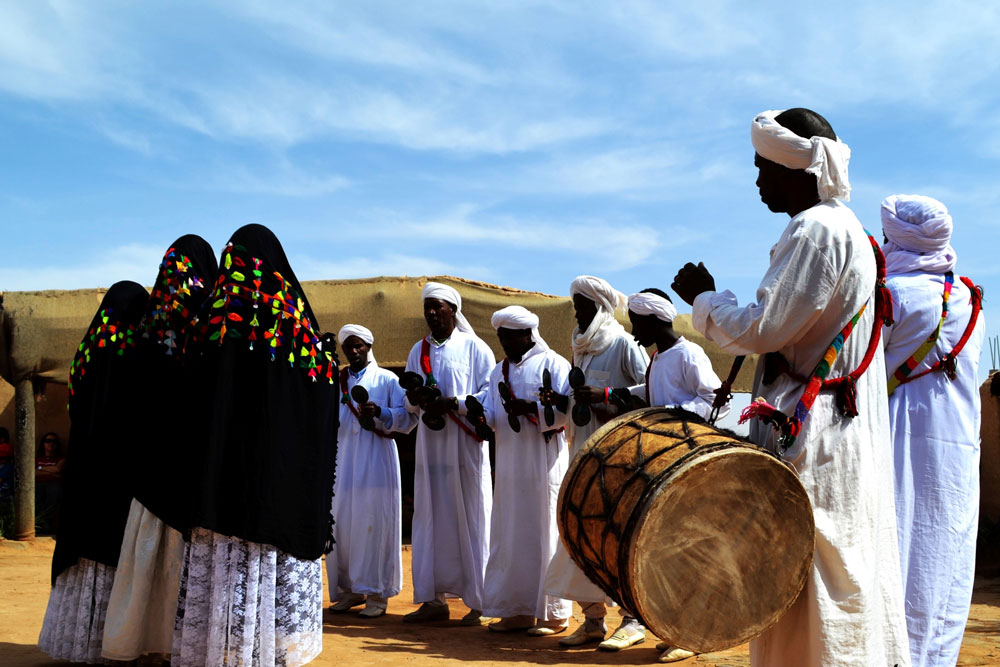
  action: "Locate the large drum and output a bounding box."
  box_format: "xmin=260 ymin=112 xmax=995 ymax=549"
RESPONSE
xmin=557 ymin=407 xmax=814 ymax=653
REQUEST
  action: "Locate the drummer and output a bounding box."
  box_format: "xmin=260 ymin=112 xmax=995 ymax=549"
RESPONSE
xmin=540 ymin=276 xmax=650 ymax=652
xmin=626 ymin=289 xmax=727 ymax=422
xmin=326 ymin=325 xmax=416 ymax=618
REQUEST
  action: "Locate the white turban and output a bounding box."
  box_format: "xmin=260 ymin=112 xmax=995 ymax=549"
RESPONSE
xmin=751 ymin=109 xmax=851 ymax=202
xmin=570 ymin=275 xmax=628 ymax=360
xmin=422 ymin=281 xmax=474 ymax=334
xmin=491 ymin=305 xmax=549 ymax=352
xmin=881 ymin=194 xmax=957 ymax=275
xmin=337 ymin=323 xmax=376 ymax=364
xmin=628 ymin=292 xmax=677 ymax=323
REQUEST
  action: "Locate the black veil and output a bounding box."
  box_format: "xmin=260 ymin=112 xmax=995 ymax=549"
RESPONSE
xmin=184 ymin=224 xmax=338 ymax=559
xmin=53 ymin=280 xmax=148 ymax=583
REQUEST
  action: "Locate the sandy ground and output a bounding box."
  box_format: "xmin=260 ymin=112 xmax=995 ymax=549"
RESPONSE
xmin=2 ymin=538 xmax=998 ymax=667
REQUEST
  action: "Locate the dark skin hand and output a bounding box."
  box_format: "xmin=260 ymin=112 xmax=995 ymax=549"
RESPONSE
xmin=671 ymin=261 xmax=716 ymax=306
xmin=423 ymin=395 xmax=458 ymax=416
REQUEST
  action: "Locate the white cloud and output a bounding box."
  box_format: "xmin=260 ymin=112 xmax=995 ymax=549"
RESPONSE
xmin=0 ymin=243 xmax=162 ymax=291
xmin=293 ymin=252 xmax=490 ymax=282
xmin=186 ymin=159 xmax=351 ymax=197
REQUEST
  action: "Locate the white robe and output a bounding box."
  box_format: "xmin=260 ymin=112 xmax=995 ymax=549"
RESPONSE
xmin=479 ymin=345 xmax=573 ymax=620
xmin=884 ymin=271 xmax=985 ymax=667
xmin=405 ymin=331 xmax=495 ymax=609
xmin=326 ymin=363 xmax=416 ymax=599
xmin=544 ymin=332 xmax=648 ymax=604
xmin=692 ymin=200 xmax=910 ymax=667
xmin=482 ymin=345 xmax=573 ymax=621
xmin=631 ymin=337 xmax=726 ymax=421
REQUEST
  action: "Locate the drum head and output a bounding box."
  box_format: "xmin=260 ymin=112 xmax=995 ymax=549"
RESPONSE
xmin=628 ymin=446 xmax=814 ymax=653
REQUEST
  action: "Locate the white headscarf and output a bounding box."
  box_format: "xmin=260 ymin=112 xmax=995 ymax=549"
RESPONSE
xmin=491 ymin=305 xmax=549 ymax=352
xmin=337 ymin=323 xmax=376 ymax=364
xmin=627 ymin=292 xmax=677 ymax=323
xmin=422 ymin=282 xmax=475 ymax=335
xmin=881 ymin=194 xmax=957 ymax=275
xmin=751 ymin=109 xmax=852 ymax=202
xmin=570 ymin=275 xmax=628 ymax=360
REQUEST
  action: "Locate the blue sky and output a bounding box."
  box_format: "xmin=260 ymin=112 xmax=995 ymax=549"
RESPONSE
xmin=1 ymin=1 xmax=998 ymax=375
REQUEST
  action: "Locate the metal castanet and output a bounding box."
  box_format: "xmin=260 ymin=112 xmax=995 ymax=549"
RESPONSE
xmin=464 ymin=395 xmax=495 ymax=442
xmin=497 ymin=381 xmax=521 ymax=433
xmin=541 ymin=367 xmax=555 ymax=426
xmin=400 ymin=370 xmax=446 ymax=430
xmin=568 ymin=366 xmax=591 ymax=427
xmin=349 ymin=384 xmax=376 ymax=431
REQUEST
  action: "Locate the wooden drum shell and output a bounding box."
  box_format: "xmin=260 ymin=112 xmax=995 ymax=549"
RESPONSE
xmin=556 ymin=407 xmax=815 ymax=653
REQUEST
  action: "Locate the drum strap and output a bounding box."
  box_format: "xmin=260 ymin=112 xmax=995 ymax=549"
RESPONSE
xmin=887 ymin=275 xmax=982 ymax=396
xmin=733 ymin=231 xmax=894 ymax=455
xmin=643 ymin=352 xmax=656 ymax=405
xmin=339 ymin=367 xmax=393 ymax=439
xmin=421 ymin=338 xmax=481 ymax=441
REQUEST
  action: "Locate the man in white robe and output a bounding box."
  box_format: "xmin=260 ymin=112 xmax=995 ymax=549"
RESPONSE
xmin=672 ymin=108 xmax=910 ymax=666
xmin=468 ymin=306 xmax=573 ymax=635
xmin=326 ymin=325 xmax=417 ymax=618
xmin=880 ymin=195 xmax=985 ymax=667
xmin=627 ymin=289 xmax=726 ymax=424
xmin=542 ymin=276 xmax=649 ymax=649
xmin=403 ymin=283 xmax=496 ymax=625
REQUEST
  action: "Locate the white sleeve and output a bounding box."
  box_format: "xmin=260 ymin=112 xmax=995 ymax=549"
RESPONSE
xmin=691 ymin=234 xmax=838 ymax=356
xmin=678 ymin=346 xmax=726 ymax=421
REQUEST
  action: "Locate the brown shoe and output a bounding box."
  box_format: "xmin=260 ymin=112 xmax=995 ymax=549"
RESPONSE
xmin=402 ymin=602 xmax=450 ymax=624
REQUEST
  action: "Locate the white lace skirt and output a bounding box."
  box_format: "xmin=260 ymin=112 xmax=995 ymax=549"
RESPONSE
xmin=38 ymin=558 xmax=121 ymax=664
xmin=101 ymin=499 xmax=185 ymax=660
xmin=171 ymin=527 xmax=323 ymax=667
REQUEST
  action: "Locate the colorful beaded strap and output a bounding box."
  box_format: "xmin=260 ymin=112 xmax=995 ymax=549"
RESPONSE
xmin=887 ymin=274 xmax=983 ymax=395
xmin=737 ymin=231 xmax=894 ymax=455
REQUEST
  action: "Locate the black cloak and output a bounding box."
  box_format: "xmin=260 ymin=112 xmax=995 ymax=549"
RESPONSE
xmin=52 ymin=280 xmax=149 ymax=583
xmin=184 ymin=224 xmax=338 ymax=560
xmin=130 ymin=235 xmax=218 ymax=533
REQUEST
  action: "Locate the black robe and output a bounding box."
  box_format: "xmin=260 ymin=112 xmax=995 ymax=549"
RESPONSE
xmin=52 ymin=280 xmax=149 ymax=583
xmin=131 ymin=235 xmax=218 ymax=534
xmin=184 ymin=224 xmax=338 ymax=561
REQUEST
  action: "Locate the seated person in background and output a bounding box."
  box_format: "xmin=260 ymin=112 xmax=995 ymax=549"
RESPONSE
xmin=35 ymin=432 xmax=65 ymax=533
xmin=0 ymin=427 xmax=13 ymax=536
xmin=627 ymin=289 xmax=727 ymax=422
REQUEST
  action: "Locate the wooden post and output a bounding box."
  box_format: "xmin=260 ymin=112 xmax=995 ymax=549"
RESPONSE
xmin=13 ymin=378 xmax=35 ymax=540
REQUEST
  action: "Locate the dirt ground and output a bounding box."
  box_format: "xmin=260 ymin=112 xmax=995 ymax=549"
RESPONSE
xmin=2 ymin=538 xmax=999 ymax=667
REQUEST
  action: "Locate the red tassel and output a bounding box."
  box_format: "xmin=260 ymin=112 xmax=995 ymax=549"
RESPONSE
xmin=739 ymin=398 xmax=777 ymax=425
xmin=831 ymin=376 xmax=859 ymax=418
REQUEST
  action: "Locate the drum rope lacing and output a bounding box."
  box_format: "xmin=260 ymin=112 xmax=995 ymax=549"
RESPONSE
xmin=560 ymin=410 xmax=763 ymax=615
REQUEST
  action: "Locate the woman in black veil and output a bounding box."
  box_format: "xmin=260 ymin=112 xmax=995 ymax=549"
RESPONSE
xmin=102 ymin=236 xmax=218 ymax=662
xmin=171 ymin=224 xmax=338 ymax=667
xmin=38 ymin=280 xmax=148 ymax=664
